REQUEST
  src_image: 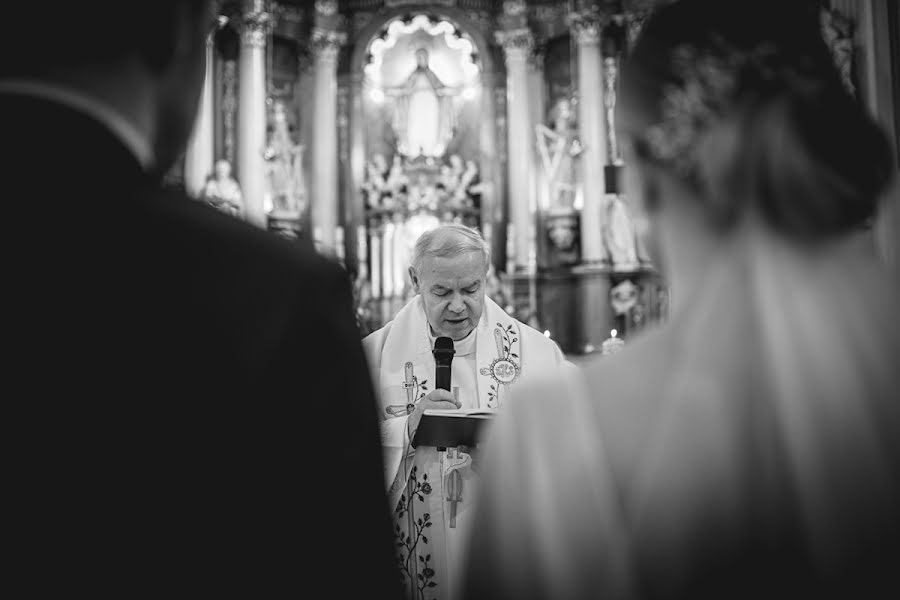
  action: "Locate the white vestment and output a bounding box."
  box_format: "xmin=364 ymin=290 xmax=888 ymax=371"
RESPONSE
xmin=363 ymin=295 xmax=569 ymax=600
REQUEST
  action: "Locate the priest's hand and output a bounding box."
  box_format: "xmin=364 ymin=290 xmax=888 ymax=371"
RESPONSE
xmin=407 ymin=389 xmax=461 ymax=440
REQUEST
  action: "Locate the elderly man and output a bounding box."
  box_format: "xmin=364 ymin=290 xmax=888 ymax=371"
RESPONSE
xmin=363 ymin=223 xmax=569 ymax=600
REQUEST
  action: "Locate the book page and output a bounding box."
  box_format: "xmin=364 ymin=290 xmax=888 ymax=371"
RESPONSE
xmin=423 ymin=407 xmax=497 ymax=418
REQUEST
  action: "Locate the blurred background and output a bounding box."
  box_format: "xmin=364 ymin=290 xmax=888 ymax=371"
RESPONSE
xmin=171 ymin=0 xmax=899 ymax=356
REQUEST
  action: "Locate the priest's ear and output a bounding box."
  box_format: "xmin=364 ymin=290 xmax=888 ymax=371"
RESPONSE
xmin=409 ymin=266 xmax=422 ymax=294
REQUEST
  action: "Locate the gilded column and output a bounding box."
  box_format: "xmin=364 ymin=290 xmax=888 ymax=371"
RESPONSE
xmin=497 ymin=25 xmax=535 ymax=271
xmin=184 ymin=34 xmax=215 ymax=198
xmin=571 ymin=10 xmax=609 ymax=264
xmin=237 ymin=1 xmax=270 ymax=227
xmin=309 ymin=5 xmax=345 ymax=251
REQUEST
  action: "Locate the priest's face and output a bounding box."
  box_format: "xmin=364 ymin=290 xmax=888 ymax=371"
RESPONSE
xmin=410 ymin=250 xmax=487 ymax=341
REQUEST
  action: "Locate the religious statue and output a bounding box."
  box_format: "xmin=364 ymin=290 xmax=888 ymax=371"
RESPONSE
xmin=201 ymin=159 xmax=243 ymax=218
xmin=448 ymin=153 xmax=464 ymax=182
xmin=264 ymin=100 xmax=305 ymax=215
xmin=388 ymin=48 xmax=459 ymax=159
xmin=536 ymin=98 xmax=583 ymax=210
xmin=603 ymin=193 xmax=641 ymax=271
xmin=455 ymin=159 xmax=480 ymax=205
xmin=385 ymin=154 xmax=409 ymax=198
xmin=363 ymin=153 xmax=389 ymax=209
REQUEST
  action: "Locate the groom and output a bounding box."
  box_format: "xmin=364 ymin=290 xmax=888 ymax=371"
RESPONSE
xmin=2 ymin=2 xmax=398 ymax=597
xmin=363 ymin=223 xmax=570 ymax=600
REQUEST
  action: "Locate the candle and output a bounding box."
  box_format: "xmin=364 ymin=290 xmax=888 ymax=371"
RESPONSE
xmin=601 ymin=329 xmax=625 ymax=355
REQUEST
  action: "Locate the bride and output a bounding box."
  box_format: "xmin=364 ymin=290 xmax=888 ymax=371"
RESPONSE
xmin=463 ymin=1 xmax=900 ymax=598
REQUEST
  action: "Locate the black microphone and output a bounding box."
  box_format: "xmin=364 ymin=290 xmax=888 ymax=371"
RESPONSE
xmin=433 ymin=337 xmax=455 ymax=392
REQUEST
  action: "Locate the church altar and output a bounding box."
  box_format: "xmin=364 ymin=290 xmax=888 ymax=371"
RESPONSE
xmin=179 ymin=0 xmax=676 ymax=354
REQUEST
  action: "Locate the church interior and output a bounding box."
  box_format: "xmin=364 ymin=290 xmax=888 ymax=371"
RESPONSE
xmin=177 ymin=0 xmax=900 ymax=357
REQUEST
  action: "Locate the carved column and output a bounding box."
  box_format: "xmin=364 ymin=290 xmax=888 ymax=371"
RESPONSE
xmin=184 ymin=35 xmax=215 ymax=198
xmin=528 ymin=45 xmax=549 ymax=213
xmin=571 ymin=10 xmax=609 ymax=264
xmin=237 ymin=1 xmax=270 ymax=227
xmin=310 ymin=19 xmax=345 ymax=251
xmin=602 ymin=55 xmax=620 ymax=164
xmin=478 ymin=69 xmax=499 ymax=271
xmin=497 ymin=26 xmax=535 ymax=271
xmin=221 ymin=60 xmax=238 ymax=166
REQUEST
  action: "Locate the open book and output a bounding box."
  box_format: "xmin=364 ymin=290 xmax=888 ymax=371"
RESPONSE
xmin=413 ymin=408 xmax=497 ymax=448
xmin=423 ymin=407 xmax=497 ymax=418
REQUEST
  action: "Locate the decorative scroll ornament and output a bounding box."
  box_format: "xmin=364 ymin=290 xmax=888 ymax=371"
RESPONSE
xmin=503 ymin=0 xmax=527 ymax=17
xmin=495 ymin=27 xmax=534 ymax=57
xmin=624 ymin=10 xmax=650 ymax=50
xmin=241 ymin=9 xmax=272 ymax=47
xmin=272 ymin=4 xmax=303 ymax=24
xmin=310 ymin=27 xmax=347 ymax=63
xmin=569 ymin=11 xmax=606 ymax=46
xmin=314 ymin=0 xmax=338 ymax=16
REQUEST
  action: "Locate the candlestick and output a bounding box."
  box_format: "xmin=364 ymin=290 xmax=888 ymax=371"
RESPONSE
xmin=601 ymin=328 xmax=625 ymax=356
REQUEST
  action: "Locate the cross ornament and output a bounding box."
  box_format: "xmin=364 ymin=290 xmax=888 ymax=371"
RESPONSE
xmin=385 ymin=361 xmax=418 ymax=417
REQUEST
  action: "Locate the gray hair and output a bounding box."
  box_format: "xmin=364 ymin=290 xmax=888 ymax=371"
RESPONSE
xmin=410 ymin=223 xmax=491 ymax=276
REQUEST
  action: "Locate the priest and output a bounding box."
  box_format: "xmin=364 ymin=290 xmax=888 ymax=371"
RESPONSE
xmin=363 ymin=223 xmax=570 ymax=600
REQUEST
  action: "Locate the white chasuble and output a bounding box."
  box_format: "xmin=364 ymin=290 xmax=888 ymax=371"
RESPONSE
xmin=363 ymin=295 xmax=567 ymax=600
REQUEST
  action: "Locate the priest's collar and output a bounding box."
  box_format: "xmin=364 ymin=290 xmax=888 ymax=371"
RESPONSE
xmin=427 ymin=325 xmax=477 ymax=356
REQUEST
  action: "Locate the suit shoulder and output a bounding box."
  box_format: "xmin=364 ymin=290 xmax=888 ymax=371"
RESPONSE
xmin=136 ymin=187 xmax=340 ymax=279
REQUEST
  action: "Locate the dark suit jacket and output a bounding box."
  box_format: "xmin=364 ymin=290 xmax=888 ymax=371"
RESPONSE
xmin=3 ymin=93 xmax=400 ymax=598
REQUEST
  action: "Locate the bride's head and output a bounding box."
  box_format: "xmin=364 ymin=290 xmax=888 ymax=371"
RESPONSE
xmin=618 ymin=0 xmax=893 ymax=272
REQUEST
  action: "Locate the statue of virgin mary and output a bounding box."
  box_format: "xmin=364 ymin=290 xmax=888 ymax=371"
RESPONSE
xmin=389 ymin=48 xmax=458 ymax=158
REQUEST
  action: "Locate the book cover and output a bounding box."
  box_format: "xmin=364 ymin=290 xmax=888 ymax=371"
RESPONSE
xmin=412 ymin=409 xmax=496 ymax=448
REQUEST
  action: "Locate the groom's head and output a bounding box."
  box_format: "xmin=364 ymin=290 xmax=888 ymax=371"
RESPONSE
xmin=409 ymin=224 xmax=491 ymax=341
xmin=3 ymin=0 xmax=215 ymax=175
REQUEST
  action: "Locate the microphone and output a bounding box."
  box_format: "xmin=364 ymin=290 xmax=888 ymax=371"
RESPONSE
xmin=433 ymin=336 xmax=455 ymax=392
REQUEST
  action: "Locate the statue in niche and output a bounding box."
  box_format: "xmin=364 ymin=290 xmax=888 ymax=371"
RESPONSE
xmin=536 ymin=98 xmax=583 ymax=210
xmin=264 ymin=100 xmax=305 ymax=215
xmin=202 ymin=159 xmax=243 ymax=218
xmin=603 ymin=193 xmax=641 ymax=271
xmin=387 ymin=48 xmax=459 ymax=159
